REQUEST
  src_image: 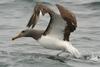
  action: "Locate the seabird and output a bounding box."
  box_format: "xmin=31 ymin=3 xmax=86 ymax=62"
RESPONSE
xmin=12 ymin=3 xmax=81 ymax=58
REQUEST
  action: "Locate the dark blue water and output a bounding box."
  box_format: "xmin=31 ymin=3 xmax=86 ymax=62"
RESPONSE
xmin=0 ymin=0 xmax=100 ymax=67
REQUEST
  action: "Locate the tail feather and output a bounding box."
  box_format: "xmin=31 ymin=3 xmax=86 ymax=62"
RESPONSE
xmin=65 ymin=43 xmax=81 ymax=58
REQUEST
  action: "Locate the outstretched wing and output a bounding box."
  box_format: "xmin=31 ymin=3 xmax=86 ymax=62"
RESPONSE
xmin=56 ymin=4 xmax=77 ymax=32
xmin=27 ymin=4 xmax=40 ymax=28
xmin=27 ymin=3 xmax=52 ymax=28
xmin=43 ymin=4 xmax=77 ymax=41
xmin=56 ymin=4 xmax=77 ymax=41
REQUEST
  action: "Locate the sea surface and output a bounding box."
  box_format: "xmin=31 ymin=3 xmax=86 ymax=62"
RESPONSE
xmin=0 ymin=0 xmax=100 ymax=67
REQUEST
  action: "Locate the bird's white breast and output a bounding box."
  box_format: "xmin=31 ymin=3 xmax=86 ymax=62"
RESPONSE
xmin=38 ymin=35 xmax=70 ymax=50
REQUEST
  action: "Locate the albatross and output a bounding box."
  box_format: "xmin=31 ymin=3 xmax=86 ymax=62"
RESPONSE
xmin=12 ymin=3 xmax=81 ymax=58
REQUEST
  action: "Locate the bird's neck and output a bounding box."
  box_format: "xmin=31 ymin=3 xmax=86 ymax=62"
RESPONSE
xmin=28 ymin=30 xmax=44 ymax=40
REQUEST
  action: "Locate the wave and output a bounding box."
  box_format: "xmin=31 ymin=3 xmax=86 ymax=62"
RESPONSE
xmin=20 ymin=0 xmax=33 ymax=2
xmin=0 ymin=0 xmax=15 ymax=4
xmin=81 ymin=1 xmax=100 ymax=6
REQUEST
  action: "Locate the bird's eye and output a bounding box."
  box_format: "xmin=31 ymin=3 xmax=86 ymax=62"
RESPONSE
xmin=22 ymin=31 xmax=25 ymax=33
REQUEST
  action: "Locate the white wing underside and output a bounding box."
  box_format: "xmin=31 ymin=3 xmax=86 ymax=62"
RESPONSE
xmin=47 ymin=13 xmax=67 ymax=40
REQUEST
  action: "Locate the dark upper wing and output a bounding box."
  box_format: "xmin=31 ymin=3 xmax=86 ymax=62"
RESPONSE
xmin=27 ymin=5 xmax=40 ymax=28
xmin=56 ymin=4 xmax=77 ymax=32
xmin=56 ymin=4 xmax=77 ymax=41
xmin=27 ymin=3 xmax=53 ymax=28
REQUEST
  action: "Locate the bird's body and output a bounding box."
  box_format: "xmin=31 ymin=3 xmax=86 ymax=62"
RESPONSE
xmin=38 ymin=35 xmax=66 ymax=50
xmin=38 ymin=35 xmax=80 ymax=58
xmin=12 ymin=3 xmax=81 ymax=58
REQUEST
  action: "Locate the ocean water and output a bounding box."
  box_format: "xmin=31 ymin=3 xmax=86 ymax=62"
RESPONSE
xmin=0 ymin=0 xmax=100 ymax=67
